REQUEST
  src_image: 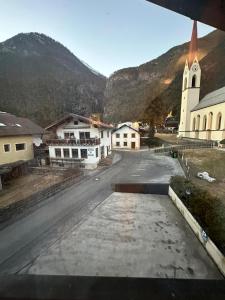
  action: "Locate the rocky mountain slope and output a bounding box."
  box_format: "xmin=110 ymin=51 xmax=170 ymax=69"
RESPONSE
xmin=0 ymin=33 xmax=106 ymax=126
xmin=104 ymin=30 xmax=225 ymax=124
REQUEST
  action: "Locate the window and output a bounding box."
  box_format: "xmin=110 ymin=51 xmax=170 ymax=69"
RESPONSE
xmin=55 ymin=148 xmax=61 ymax=157
xmin=81 ymin=149 xmax=87 ymax=159
xmin=96 ymin=148 xmax=99 ymax=158
xmin=107 ymin=131 xmax=109 ymax=138
xmin=116 ymin=142 xmax=120 ymax=147
xmin=116 ymin=133 xmax=120 ymax=138
xmin=74 ymin=120 xmax=78 ymax=125
xmin=101 ymin=131 xmax=104 ymax=138
xmin=192 ymin=75 xmax=196 ymax=87
xmin=124 ymin=142 xmax=127 ymax=146
xmin=192 ymin=118 xmax=196 ymax=131
xmin=64 ymin=132 xmax=75 ymax=139
xmin=217 ymin=113 xmax=222 ymax=130
xmin=4 ymin=144 xmax=10 ymax=152
xmin=124 ymin=133 xmax=127 ymax=138
xmin=132 ymin=133 xmax=136 ymax=138
xmin=79 ymin=132 xmax=90 ymax=139
xmin=183 ymin=77 xmax=187 ymax=90
xmin=15 ymin=143 xmax=25 ymax=151
xmin=72 ymin=149 xmax=78 ymax=158
xmin=63 ymin=148 xmax=70 ymax=158
xmin=203 ymin=116 xmax=207 ymax=130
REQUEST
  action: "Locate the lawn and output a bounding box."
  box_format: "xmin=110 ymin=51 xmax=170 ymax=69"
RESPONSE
xmin=182 ymin=148 xmax=225 ymax=204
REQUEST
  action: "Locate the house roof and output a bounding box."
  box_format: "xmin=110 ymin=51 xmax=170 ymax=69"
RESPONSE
xmin=0 ymin=112 xmax=44 ymax=137
xmin=45 ymin=113 xmax=113 ymax=130
xmin=112 ymin=124 xmax=140 ymax=134
xmin=191 ymin=86 xmax=225 ymax=112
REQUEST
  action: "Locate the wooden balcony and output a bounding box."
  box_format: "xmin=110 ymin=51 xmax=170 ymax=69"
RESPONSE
xmin=46 ymin=138 xmax=100 ymax=146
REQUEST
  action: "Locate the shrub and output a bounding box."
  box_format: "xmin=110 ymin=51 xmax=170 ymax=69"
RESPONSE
xmin=170 ymin=176 xmax=225 ymax=254
xmin=219 ymin=139 xmax=225 ymax=144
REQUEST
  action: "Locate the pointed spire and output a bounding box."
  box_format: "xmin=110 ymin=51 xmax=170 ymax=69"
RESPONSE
xmin=188 ymin=20 xmax=198 ymax=66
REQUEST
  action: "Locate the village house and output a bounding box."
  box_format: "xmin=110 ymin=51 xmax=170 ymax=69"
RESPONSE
xmin=178 ymin=21 xmax=225 ymax=142
xmin=112 ymin=124 xmax=140 ymax=150
xmin=0 ymin=112 xmax=44 ymax=190
xmin=45 ymin=113 xmax=113 ymax=169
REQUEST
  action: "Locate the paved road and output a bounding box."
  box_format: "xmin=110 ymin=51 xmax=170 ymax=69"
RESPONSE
xmin=0 ymin=151 xmax=183 ymax=274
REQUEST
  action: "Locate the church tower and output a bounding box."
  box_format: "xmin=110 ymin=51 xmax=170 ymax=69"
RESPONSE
xmin=178 ymin=21 xmax=201 ymax=138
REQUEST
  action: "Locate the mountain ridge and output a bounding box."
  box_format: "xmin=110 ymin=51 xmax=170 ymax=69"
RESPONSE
xmin=104 ymin=29 xmax=225 ymax=124
xmin=0 ymin=32 xmax=106 ymax=126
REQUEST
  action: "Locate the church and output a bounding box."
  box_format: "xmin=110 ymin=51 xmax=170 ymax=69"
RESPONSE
xmin=178 ymin=21 xmax=225 ymax=142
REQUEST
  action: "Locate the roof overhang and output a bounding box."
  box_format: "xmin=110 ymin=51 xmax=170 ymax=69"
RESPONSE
xmin=146 ymin=0 xmax=225 ymax=31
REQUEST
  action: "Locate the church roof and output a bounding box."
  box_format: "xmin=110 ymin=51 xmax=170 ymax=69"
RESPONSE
xmin=188 ymin=20 xmax=198 ymax=67
xmin=191 ymin=86 xmax=225 ymax=112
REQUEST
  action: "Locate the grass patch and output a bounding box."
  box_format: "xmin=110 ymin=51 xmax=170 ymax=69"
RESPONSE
xmin=171 ymin=176 xmax=225 ymax=255
xmin=181 ymin=149 xmax=225 ymax=204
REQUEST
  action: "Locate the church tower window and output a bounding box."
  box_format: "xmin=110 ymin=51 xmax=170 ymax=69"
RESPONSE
xmin=192 ymin=75 xmax=197 ymax=87
xmin=183 ymin=78 xmax=187 ymax=90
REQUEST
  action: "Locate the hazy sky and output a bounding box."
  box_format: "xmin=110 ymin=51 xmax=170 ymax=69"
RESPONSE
xmin=0 ymin=0 xmax=215 ymax=76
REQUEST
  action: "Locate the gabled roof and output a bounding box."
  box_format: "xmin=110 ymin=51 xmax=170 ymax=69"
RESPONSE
xmin=45 ymin=113 xmax=113 ymax=130
xmin=192 ymin=86 xmax=225 ymax=112
xmin=0 ymin=112 xmax=44 ymax=137
xmin=112 ymin=124 xmax=140 ymax=134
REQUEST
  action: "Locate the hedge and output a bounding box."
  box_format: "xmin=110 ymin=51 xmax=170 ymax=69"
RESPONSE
xmin=170 ymin=176 xmax=225 ymax=254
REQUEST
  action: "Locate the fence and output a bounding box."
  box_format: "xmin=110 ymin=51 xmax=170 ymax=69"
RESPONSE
xmin=154 ymin=141 xmax=214 ymax=154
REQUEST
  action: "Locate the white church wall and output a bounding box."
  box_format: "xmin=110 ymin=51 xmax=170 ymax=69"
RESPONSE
xmin=190 ymin=102 xmax=225 ymax=141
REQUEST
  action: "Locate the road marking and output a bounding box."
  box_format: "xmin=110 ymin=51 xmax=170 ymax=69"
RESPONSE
xmin=137 ymin=168 xmax=145 ymax=171
xmin=131 ymin=174 xmax=141 ymax=177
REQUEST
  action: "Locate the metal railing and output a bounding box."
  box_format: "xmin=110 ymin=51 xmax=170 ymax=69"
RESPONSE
xmin=154 ymin=141 xmax=214 ymax=154
xmin=46 ymin=138 xmax=100 ymax=146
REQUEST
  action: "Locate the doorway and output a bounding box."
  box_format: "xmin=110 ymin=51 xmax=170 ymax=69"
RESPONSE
xmin=131 ymin=142 xmax=136 ymax=149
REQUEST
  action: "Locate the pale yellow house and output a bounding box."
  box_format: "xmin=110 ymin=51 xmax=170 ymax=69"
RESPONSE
xmin=0 ymin=112 xmax=43 ymax=189
xmin=178 ymin=21 xmax=225 ymax=142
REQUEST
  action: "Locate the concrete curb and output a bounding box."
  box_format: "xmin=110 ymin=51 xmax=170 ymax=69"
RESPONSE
xmin=169 ymin=186 xmax=225 ymax=277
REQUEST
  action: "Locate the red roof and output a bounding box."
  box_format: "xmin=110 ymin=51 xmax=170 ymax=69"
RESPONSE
xmin=188 ymin=20 xmax=198 ymax=67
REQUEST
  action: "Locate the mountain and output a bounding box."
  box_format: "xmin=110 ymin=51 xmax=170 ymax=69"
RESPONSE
xmin=0 ymin=33 xmax=106 ymax=126
xmin=104 ymin=30 xmax=225 ymax=124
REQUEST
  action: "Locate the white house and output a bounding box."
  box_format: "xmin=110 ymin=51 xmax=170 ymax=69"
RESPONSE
xmin=112 ymin=124 xmax=140 ymax=150
xmin=45 ymin=113 xmax=113 ymax=169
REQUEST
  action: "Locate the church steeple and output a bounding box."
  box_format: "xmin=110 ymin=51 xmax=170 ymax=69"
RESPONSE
xmin=178 ymin=20 xmax=201 ymax=138
xmin=188 ymin=20 xmax=198 ymax=67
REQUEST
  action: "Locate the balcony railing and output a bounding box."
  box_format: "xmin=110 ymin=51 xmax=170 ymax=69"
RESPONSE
xmin=46 ymin=138 xmax=100 ymax=146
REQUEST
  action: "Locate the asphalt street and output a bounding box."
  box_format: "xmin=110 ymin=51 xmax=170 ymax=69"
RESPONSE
xmin=0 ymin=151 xmax=184 ymax=274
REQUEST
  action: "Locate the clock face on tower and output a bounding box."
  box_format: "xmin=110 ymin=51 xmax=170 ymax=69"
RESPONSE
xmin=192 ymin=64 xmax=199 ymax=72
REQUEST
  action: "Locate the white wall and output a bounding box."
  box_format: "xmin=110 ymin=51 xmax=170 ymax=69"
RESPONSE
xmin=56 ymin=120 xmax=100 ymax=140
xmin=100 ymin=129 xmax=112 ymax=157
xmin=49 ymin=119 xmax=113 ymax=168
xmin=49 ymin=145 xmax=100 ymax=169
xmin=112 ymin=126 xmax=140 ymax=150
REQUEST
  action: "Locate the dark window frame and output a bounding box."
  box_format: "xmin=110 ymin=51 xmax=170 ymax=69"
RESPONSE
xmin=15 ymin=143 xmax=25 ymax=151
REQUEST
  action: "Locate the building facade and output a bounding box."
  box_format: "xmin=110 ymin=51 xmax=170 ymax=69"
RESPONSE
xmin=46 ymin=113 xmax=113 ymax=169
xmin=112 ymin=124 xmax=140 ymax=150
xmin=0 ymin=112 xmax=44 ymax=189
xmin=178 ymin=21 xmax=225 ymax=142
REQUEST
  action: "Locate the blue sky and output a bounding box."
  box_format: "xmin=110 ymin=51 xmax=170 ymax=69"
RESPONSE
xmin=0 ymin=0 xmax=215 ymax=76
